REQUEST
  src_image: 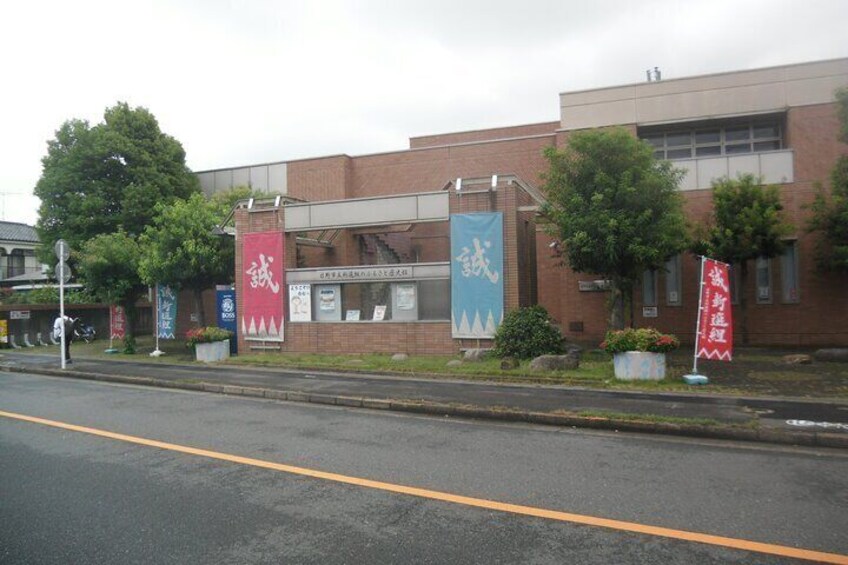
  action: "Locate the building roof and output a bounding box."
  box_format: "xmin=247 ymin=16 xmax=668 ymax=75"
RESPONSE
xmin=0 ymin=221 xmax=39 ymax=243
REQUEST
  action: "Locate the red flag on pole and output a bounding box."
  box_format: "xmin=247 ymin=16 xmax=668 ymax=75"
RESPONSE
xmin=110 ymin=304 xmax=126 ymax=340
xmin=695 ymin=258 xmax=733 ymax=361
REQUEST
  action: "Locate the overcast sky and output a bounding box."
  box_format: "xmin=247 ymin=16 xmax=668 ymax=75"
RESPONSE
xmin=2 ymin=0 xmax=846 ymax=226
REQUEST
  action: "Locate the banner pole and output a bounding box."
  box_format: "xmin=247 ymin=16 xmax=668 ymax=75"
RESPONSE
xmin=692 ymin=255 xmax=705 ymax=375
xmin=150 ymin=285 xmax=163 ymax=357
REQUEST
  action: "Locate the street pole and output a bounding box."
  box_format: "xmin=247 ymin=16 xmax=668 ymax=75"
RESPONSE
xmin=684 ymin=255 xmax=708 ymax=385
xmin=59 ymin=261 xmax=65 ymax=369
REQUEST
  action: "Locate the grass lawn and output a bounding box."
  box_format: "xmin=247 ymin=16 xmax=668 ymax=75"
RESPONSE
xmin=7 ymin=336 xmax=847 ymax=398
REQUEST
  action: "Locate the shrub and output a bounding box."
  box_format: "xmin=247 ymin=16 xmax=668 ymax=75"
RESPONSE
xmin=601 ymin=328 xmax=679 ymax=354
xmin=185 ymin=326 xmax=234 ymax=348
xmin=122 ymin=335 xmax=137 ymax=354
xmin=493 ymin=306 xmax=565 ymax=359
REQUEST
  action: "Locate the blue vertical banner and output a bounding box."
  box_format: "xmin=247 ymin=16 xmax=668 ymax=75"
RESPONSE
xmin=450 ymin=212 xmax=504 ymax=338
xmin=156 ymin=284 xmax=178 ymax=339
xmin=216 ymin=288 xmax=238 ymax=355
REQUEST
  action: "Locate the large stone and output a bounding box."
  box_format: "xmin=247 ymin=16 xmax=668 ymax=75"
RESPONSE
xmin=782 ymin=354 xmax=812 ymax=365
xmin=463 ymin=348 xmax=490 ymax=362
xmin=529 ymin=354 xmax=579 ymax=371
xmin=391 ymin=353 xmax=409 ymax=362
xmin=500 ymin=357 xmax=519 ymax=370
xmin=564 ymin=343 xmax=583 ymax=356
xmin=814 ymin=348 xmax=848 ymax=363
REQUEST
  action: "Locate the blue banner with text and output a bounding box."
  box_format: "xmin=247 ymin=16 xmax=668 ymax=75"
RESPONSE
xmin=450 ymin=212 xmax=504 ymax=338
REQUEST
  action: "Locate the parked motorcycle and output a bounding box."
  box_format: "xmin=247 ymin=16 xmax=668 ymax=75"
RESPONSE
xmin=73 ymin=319 xmax=96 ymax=343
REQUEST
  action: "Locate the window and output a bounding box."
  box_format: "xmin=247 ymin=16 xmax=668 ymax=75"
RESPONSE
xmin=665 ymin=255 xmax=681 ymax=306
xmin=756 ymin=257 xmax=772 ymax=304
xmin=640 ymin=117 xmax=783 ymax=161
xmin=419 ymin=279 xmax=451 ymax=320
xmin=780 ymin=242 xmax=799 ymax=303
xmin=642 ymin=269 xmax=658 ymax=307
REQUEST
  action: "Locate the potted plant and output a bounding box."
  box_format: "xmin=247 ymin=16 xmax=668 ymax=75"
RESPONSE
xmin=186 ymin=326 xmax=234 ymax=363
xmin=601 ymin=328 xmax=679 ymax=380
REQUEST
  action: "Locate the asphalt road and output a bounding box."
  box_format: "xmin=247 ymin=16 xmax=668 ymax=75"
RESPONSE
xmin=2 ymin=372 xmax=847 ymax=564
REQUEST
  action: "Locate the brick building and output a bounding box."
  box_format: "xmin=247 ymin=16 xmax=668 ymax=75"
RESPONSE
xmin=197 ymin=57 xmax=848 ymax=354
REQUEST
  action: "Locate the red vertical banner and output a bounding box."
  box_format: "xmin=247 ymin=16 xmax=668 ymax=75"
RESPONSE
xmin=110 ymin=305 xmax=126 ymax=340
xmin=696 ymin=258 xmax=733 ymax=361
xmin=242 ymin=231 xmax=285 ymax=340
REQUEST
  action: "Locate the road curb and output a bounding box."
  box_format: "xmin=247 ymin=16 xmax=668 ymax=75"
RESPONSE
xmin=3 ymin=364 xmax=845 ymax=449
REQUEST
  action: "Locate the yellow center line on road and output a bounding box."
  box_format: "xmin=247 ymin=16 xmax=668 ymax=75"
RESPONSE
xmin=2 ymin=409 xmax=846 ymax=564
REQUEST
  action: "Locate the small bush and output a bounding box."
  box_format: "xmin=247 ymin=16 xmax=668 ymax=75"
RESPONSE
xmin=493 ymin=306 xmax=565 ymax=359
xmin=122 ymin=335 xmax=137 ymax=354
xmin=601 ymin=328 xmax=679 ymax=354
xmin=185 ymin=326 xmax=234 ymax=348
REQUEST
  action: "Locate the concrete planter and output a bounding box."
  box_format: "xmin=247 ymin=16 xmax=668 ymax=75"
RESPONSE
xmin=195 ymin=339 xmax=231 ymax=363
xmin=613 ymin=351 xmax=666 ymax=380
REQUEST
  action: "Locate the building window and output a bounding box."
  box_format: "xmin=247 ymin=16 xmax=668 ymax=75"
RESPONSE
xmin=664 ymin=255 xmax=681 ymax=306
xmin=780 ymin=241 xmax=799 ymax=303
xmin=642 ymin=269 xmax=658 ymax=307
xmin=756 ymin=257 xmax=772 ymax=304
xmin=640 ymin=117 xmax=784 ymax=161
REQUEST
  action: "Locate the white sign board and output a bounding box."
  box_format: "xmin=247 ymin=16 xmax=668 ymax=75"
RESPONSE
xmin=345 ymin=309 xmax=360 ymax=321
xmin=373 ymin=305 xmax=386 ymax=321
xmin=288 ymin=284 xmax=312 ymax=322
xmin=396 ymin=284 xmax=416 ymax=310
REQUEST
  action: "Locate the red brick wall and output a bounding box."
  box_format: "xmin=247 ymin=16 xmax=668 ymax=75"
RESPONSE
xmin=409 ymin=121 xmax=559 ymax=149
xmin=287 ymin=155 xmax=351 ymax=201
xmin=349 ymin=136 xmax=554 ymax=199
xmin=542 ymin=103 xmax=848 ymax=347
xmin=281 ymin=322 xmax=458 ymax=355
xmin=232 ymin=102 xmax=848 ymax=353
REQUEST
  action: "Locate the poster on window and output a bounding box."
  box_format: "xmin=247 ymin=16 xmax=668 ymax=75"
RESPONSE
xmin=288 ymin=284 xmax=312 ymax=322
xmin=696 ymin=258 xmax=733 ymax=361
xmin=242 ymin=231 xmax=285 ymax=340
xmin=110 ymin=304 xmax=126 ymax=340
xmin=156 ymin=285 xmax=177 ymax=339
xmin=396 ymin=284 xmax=416 ymax=310
xmin=450 ymin=212 xmax=504 ymax=338
xmin=319 ymin=288 xmax=336 ymax=311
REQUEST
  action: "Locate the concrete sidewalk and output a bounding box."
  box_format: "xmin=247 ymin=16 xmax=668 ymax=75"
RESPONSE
xmin=2 ymin=351 xmax=846 ymax=448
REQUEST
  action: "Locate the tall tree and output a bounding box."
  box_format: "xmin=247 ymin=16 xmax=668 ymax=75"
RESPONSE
xmin=695 ymin=174 xmax=793 ymax=343
xmin=540 ymin=128 xmax=688 ymax=329
xmin=34 ymin=102 xmax=200 ymax=264
xmin=138 ymin=193 xmax=234 ymax=326
xmin=76 ymin=230 xmax=146 ymax=344
xmin=807 ymin=87 xmax=848 ymax=272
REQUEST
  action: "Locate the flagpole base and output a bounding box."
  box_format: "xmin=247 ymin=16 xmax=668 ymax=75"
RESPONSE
xmin=150 ymin=349 xmax=166 ymax=357
xmin=104 ymin=348 xmax=119 ymax=354
xmin=683 ymin=373 xmax=709 ymax=385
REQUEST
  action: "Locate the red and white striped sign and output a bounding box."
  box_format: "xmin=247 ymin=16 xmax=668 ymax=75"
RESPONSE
xmin=695 ymin=258 xmax=733 ymax=361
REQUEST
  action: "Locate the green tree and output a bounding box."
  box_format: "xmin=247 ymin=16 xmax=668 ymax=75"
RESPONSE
xmin=695 ymin=174 xmax=792 ymax=343
xmin=34 ymin=102 xmax=200 ymax=264
xmin=807 ymin=87 xmax=848 ymax=272
xmin=138 ymin=193 xmax=234 ymax=326
xmin=540 ymin=128 xmax=688 ymax=329
xmin=76 ymin=230 xmax=146 ymax=343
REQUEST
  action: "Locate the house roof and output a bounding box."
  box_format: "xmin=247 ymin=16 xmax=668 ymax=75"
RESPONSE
xmin=0 ymin=221 xmax=39 ymax=243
